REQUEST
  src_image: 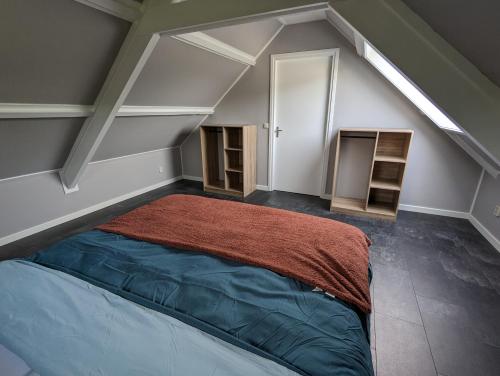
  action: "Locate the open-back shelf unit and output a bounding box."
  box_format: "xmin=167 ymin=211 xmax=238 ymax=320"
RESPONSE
xmin=200 ymin=125 xmax=257 ymax=197
xmin=331 ymin=128 xmax=413 ymax=220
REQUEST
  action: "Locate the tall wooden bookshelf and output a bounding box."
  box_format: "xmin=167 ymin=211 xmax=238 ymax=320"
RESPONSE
xmin=200 ymin=125 xmax=257 ymax=198
xmin=331 ymin=128 xmax=413 ymax=220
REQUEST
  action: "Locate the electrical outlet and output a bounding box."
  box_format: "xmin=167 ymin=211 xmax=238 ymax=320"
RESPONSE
xmin=494 ymin=205 xmax=500 ymax=217
xmin=158 ymin=166 xmax=164 ymax=174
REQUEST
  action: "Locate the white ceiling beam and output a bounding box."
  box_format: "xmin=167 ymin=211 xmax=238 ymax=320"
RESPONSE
xmin=0 ymin=104 xmax=93 ymax=118
xmin=353 ymin=32 xmax=365 ymax=57
xmin=278 ymin=9 xmax=326 ymax=25
xmin=118 ymin=106 xmax=214 ymax=116
xmin=59 ymin=0 xmax=328 ymax=192
xmin=0 ymin=104 xmax=214 ymax=118
xmin=59 ymin=21 xmax=160 ymax=192
xmin=173 ymin=32 xmax=256 ymax=66
xmin=139 ymin=0 xmax=328 ymax=35
xmin=72 ymin=0 xmax=142 ymax=22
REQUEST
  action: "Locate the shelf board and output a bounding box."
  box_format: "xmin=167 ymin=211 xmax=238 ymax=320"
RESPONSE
xmin=225 ymin=147 xmax=242 ymax=151
xmin=226 ymin=168 xmax=243 ymax=173
xmin=370 ymin=178 xmax=401 ymax=191
xmin=331 ymin=197 xmax=366 ymax=212
xmin=205 ymin=180 xmax=225 ymax=190
xmin=366 ymin=203 xmax=397 ymax=217
xmin=374 ymin=155 xmax=406 ymax=163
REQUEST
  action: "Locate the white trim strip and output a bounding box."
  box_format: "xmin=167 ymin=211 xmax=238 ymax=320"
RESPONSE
xmin=469 ymin=215 xmax=500 ymax=253
xmin=182 ymin=175 xmax=203 ymax=182
xmin=469 ymin=214 xmax=500 ymax=252
xmin=0 ymin=147 xmax=179 ymax=184
xmin=0 ymin=104 xmax=215 ymax=119
xmin=173 ymin=32 xmax=257 ymax=66
xmin=398 ymin=204 xmax=470 ymax=219
xmin=256 ymin=185 xmax=271 ymax=191
xmin=182 ymin=176 xmax=270 ymax=192
xmin=470 ymin=169 xmax=485 ymax=214
xmin=72 ymin=0 xmax=142 ymax=22
xmin=0 ymin=104 xmax=94 ymax=118
xmin=0 ymin=175 xmax=183 ymax=247
xmin=1 ymin=173 xmax=498 ymax=252
xmin=118 ymin=106 xmax=214 ymax=116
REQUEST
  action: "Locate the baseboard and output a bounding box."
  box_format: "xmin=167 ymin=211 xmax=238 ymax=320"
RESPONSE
xmin=182 ymin=176 xmax=270 ymax=192
xmin=4 ymin=176 xmax=496 ymax=254
xmin=398 ymin=204 xmax=470 ymax=219
xmin=182 ymin=175 xmax=203 ymax=182
xmin=469 ymin=215 xmax=500 ymax=252
xmin=0 ymin=176 xmax=183 ymax=247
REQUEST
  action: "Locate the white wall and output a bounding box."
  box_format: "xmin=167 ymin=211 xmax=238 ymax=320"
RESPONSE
xmin=181 ymin=20 xmax=482 ymax=213
xmin=0 ymin=148 xmax=181 ymax=245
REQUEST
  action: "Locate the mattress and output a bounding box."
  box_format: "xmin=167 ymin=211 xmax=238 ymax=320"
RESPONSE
xmin=0 ymin=195 xmax=374 ymax=375
xmin=0 ymin=260 xmax=299 ymax=376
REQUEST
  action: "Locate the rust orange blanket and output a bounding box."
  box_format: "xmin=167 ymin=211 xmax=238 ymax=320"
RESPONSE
xmin=98 ymin=194 xmax=372 ymax=313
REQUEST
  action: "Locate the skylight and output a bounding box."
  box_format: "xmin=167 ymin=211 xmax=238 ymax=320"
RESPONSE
xmin=364 ymin=43 xmax=463 ymax=133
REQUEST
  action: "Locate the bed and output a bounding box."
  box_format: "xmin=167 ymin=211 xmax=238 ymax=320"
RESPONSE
xmin=0 ymin=194 xmax=374 ymax=376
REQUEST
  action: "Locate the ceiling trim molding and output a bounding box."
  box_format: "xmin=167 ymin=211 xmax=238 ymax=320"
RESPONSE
xmin=118 ymin=106 xmax=214 ymax=116
xmin=0 ymin=104 xmax=214 ymax=119
xmin=277 ymin=9 xmax=326 ymax=25
xmin=72 ymin=0 xmax=142 ymax=22
xmin=173 ymin=32 xmax=257 ymax=66
xmin=0 ymin=103 xmax=94 ymax=118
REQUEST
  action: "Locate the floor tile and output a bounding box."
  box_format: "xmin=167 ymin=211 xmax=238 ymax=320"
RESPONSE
xmin=2 ymin=179 xmax=499 ymax=376
xmin=417 ymin=295 xmax=500 ymax=376
xmin=373 ymin=263 xmax=422 ymax=325
xmin=375 ymin=313 xmax=436 ymax=376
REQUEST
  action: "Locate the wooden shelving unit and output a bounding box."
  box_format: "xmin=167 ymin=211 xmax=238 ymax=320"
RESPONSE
xmin=331 ymin=128 xmax=413 ymax=220
xmin=200 ymin=125 xmax=257 ymax=198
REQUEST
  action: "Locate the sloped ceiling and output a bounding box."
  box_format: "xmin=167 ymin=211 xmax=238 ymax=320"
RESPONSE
xmin=0 ymin=0 xmax=130 ymax=104
xmin=125 ymin=37 xmax=246 ymax=106
xmin=95 ymin=18 xmax=283 ymax=165
xmin=0 ymin=11 xmax=282 ymax=180
xmin=401 ymin=0 xmax=500 ymax=88
xmin=0 ymin=118 xmax=84 ymax=179
xmin=93 ymin=115 xmax=204 ymax=161
xmin=331 ymin=0 xmax=500 ymax=163
xmin=204 ymin=18 xmax=283 ymax=55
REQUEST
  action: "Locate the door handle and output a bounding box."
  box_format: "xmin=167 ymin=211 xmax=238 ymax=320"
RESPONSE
xmin=275 ymin=126 xmax=284 ymax=138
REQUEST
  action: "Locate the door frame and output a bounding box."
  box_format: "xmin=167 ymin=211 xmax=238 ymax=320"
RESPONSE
xmin=268 ymin=48 xmax=340 ymax=198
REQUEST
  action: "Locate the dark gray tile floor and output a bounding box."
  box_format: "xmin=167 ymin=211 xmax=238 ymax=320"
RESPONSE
xmin=2 ymin=180 xmax=500 ymax=376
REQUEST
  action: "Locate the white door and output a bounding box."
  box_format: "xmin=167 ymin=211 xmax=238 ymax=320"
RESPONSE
xmin=270 ymin=50 xmax=337 ymax=196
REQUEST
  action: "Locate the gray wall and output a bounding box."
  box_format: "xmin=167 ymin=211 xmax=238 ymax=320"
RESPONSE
xmin=94 ymin=116 xmax=204 ymax=161
xmin=472 ymin=174 xmax=500 ymax=241
xmin=0 ymin=148 xmax=181 ymax=242
xmin=0 ymin=0 xmax=129 ymax=104
xmin=0 ymin=118 xmax=83 ymax=179
xmin=182 ymin=21 xmax=482 ymax=212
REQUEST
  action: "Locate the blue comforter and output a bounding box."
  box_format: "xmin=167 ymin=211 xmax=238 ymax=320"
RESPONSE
xmin=29 ymin=230 xmax=373 ymax=376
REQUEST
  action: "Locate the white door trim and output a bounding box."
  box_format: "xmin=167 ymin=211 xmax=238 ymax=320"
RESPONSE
xmin=268 ymin=48 xmax=340 ymax=197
